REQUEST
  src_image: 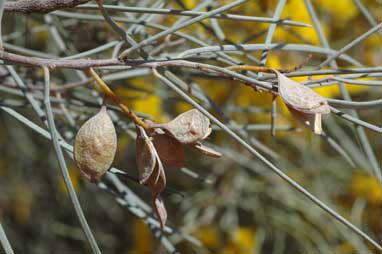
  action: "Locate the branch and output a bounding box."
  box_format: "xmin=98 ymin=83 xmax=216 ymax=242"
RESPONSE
xmin=4 ymin=0 xmax=90 ymax=14
xmin=0 ymin=50 xmax=273 ymax=90
xmin=86 ymin=68 xmax=150 ymax=129
xmin=0 ymin=224 xmax=14 ymax=254
xmin=42 ymin=67 xmax=101 ymax=254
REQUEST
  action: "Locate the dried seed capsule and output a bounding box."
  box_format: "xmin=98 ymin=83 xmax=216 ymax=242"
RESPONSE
xmin=274 ymin=70 xmax=330 ymax=134
xmin=152 ymin=134 xmax=185 ymax=168
xmin=74 ymin=106 xmax=117 ymax=182
xmin=275 ymin=70 xmax=330 ymax=114
xmin=162 ymin=109 xmax=212 ymax=144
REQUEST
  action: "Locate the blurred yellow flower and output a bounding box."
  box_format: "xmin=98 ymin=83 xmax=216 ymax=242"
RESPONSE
xmin=194 ymin=226 xmax=221 ymax=249
xmin=316 ymin=0 xmax=358 ymax=24
xmin=131 ymin=219 xmax=152 ymax=254
xmin=278 ymin=0 xmax=327 ymax=45
xmin=132 ymin=94 xmax=162 ymax=119
xmin=229 ymin=227 xmax=256 ymax=252
xmin=349 ymin=171 xmax=382 ymax=205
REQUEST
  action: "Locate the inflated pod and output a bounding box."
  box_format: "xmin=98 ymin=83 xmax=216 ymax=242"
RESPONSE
xmin=74 ymin=106 xmax=117 ymax=182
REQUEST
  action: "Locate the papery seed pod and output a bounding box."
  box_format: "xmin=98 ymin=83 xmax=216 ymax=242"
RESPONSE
xmin=152 ymin=134 xmax=185 ymax=167
xmin=152 ymin=195 xmax=167 ymax=229
xmin=136 ymin=126 xmax=157 ymax=184
xmin=274 ymin=70 xmax=330 ymax=134
xmin=74 ymin=106 xmax=117 ymax=182
xmin=274 ymin=70 xmax=330 ymax=114
xmin=162 ymin=109 xmax=211 ymax=144
xmin=191 ymin=142 xmax=222 ymax=158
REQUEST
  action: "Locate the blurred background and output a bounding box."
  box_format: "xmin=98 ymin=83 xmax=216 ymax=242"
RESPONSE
xmin=1 ymin=0 xmax=382 ymax=253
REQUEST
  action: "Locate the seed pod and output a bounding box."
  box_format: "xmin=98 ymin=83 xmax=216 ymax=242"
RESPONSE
xmin=136 ymin=126 xmax=157 ymax=184
xmin=74 ymin=106 xmax=117 ymax=182
xmin=162 ymin=109 xmax=211 ymax=144
xmin=275 ymin=70 xmax=330 ymax=114
xmin=274 ymin=70 xmax=330 ymax=134
xmin=152 ymin=134 xmax=185 ymax=167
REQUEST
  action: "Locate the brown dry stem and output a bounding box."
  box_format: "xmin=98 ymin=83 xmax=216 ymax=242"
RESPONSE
xmin=86 ymin=68 xmax=149 ymax=129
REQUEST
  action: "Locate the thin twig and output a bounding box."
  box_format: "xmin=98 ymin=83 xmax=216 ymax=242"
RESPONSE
xmin=119 ymin=0 xmax=249 ymax=58
xmin=76 ymin=4 xmax=311 ymax=27
xmin=4 ymin=0 xmax=90 ymax=14
xmin=86 ymin=68 xmax=149 ymax=129
xmin=319 ymin=22 xmax=382 ymax=68
xmin=0 ymin=0 xmax=6 ymax=50
xmin=42 ymin=67 xmax=101 ymax=254
xmin=0 ymin=224 xmax=14 ymax=254
xmin=259 ymin=0 xmax=286 ymax=136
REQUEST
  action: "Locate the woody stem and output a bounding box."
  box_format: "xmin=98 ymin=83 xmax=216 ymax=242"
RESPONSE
xmin=86 ymin=68 xmax=149 ymax=129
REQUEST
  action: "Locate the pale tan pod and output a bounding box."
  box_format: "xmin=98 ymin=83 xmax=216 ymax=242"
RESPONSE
xmin=163 ymin=109 xmax=211 ymax=144
xmin=74 ymin=106 xmax=117 ymax=182
xmin=273 ymin=70 xmax=330 ymax=134
xmin=274 ymin=69 xmax=330 ymax=114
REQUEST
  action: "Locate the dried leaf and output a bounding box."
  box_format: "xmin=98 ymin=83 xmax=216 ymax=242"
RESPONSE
xmin=191 ymin=142 xmax=222 ymax=158
xmin=152 ymin=195 xmax=167 ymax=229
xmin=274 ymin=70 xmax=330 ymax=114
xmin=152 ymin=134 xmax=185 ymax=167
xmin=74 ymin=106 xmax=117 ymax=182
xmin=136 ymin=126 xmax=156 ymax=184
xmin=162 ymin=109 xmax=211 ymax=144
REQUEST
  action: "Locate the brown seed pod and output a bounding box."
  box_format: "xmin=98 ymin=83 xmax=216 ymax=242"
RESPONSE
xmin=74 ymin=106 xmax=117 ymax=182
xmin=136 ymin=126 xmax=157 ymax=184
xmin=274 ymin=70 xmax=330 ymax=134
xmin=162 ymin=109 xmax=212 ymax=144
xmin=152 ymin=133 xmax=185 ymax=168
